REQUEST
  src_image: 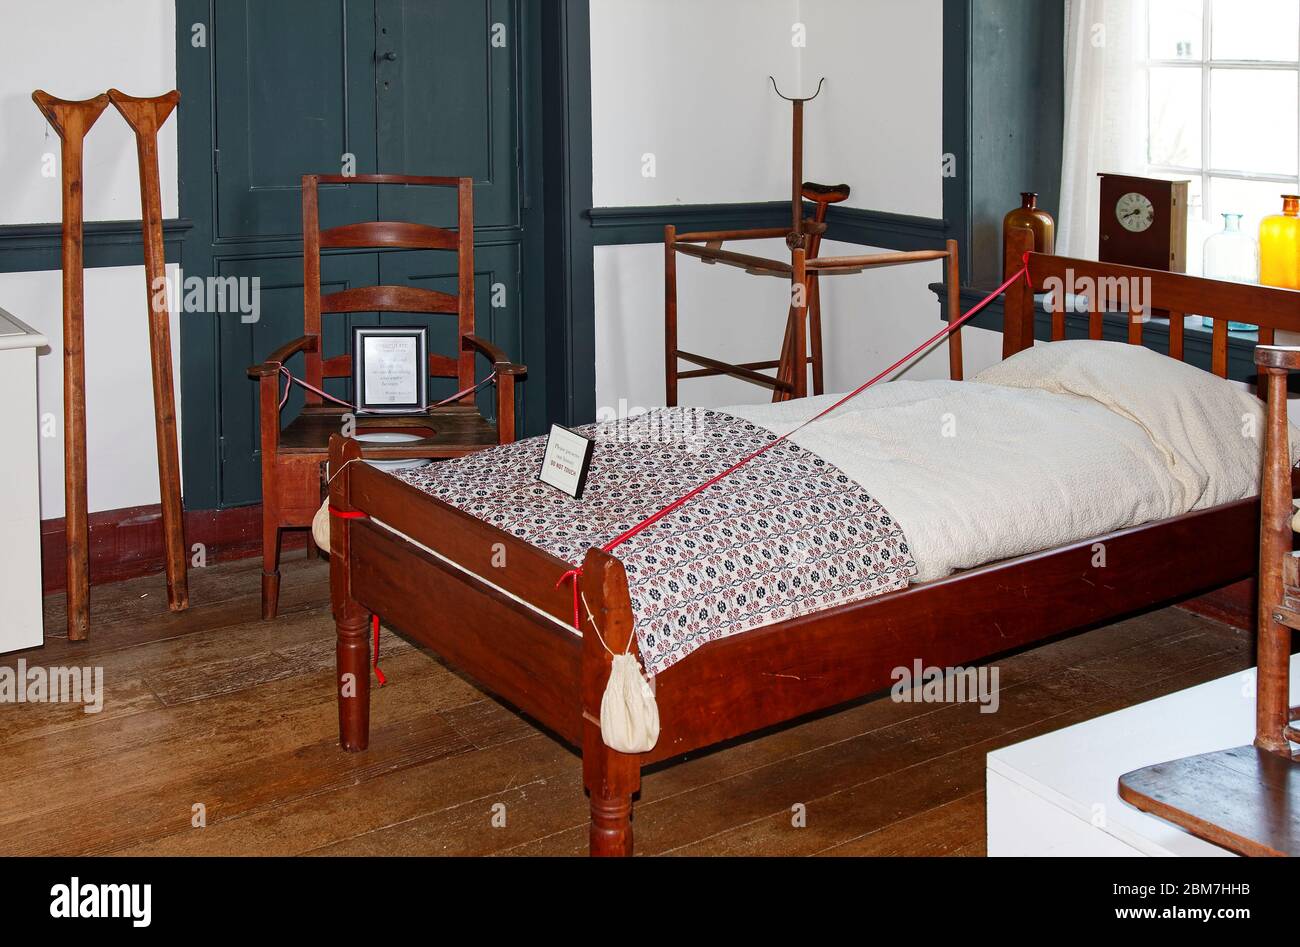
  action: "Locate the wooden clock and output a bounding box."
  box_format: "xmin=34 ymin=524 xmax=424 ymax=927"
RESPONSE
xmin=1098 ymin=173 xmax=1189 ymax=272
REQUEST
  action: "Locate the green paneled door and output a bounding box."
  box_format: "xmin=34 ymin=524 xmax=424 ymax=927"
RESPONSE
xmin=179 ymin=0 xmax=545 ymax=508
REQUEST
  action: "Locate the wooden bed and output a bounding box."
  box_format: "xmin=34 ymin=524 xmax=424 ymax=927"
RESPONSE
xmin=327 ymin=233 xmax=1300 ymax=856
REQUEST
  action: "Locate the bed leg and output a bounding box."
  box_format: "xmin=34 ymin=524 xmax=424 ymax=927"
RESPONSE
xmin=580 ymin=548 xmax=644 ymax=856
xmin=336 ymin=612 xmax=371 ymax=752
xmin=329 ymin=434 xmax=370 ymax=752
xmin=584 ymin=720 xmax=639 ymax=857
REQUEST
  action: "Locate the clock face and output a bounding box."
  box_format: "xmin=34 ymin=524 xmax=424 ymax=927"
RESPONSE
xmin=1116 ymin=191 xmax=1155 ymax=233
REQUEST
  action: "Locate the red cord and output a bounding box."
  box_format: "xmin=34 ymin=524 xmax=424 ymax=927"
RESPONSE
xmin=556 ymin=258 xmax=1034 ymax=627
xmin=276 ymin=364 xmax=497 ymax=414
xmin=328 ymin=506 xmax=387 ymax=685
xmin=371 ymin=614 xmax=387 ymax=687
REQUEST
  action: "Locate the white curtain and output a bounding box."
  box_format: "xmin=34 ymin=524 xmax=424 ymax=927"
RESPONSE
xmin=1059 ymin=0 xmax=1150 ymax=257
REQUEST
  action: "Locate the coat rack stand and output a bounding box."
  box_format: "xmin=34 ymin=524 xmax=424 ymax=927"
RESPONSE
xmin=665 ymin=79 xmax=960 ymax=405
xmin=31 ymin=91 xmax=110 ymax=641
xmin=108 ymin=89 xmax=188 ymax=613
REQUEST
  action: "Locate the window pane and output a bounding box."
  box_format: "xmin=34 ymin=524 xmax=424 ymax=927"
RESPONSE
xmin=1209 ymin=176 xmax=1299 ymax=240
xmin=1150 ymin=0 xmax=1204 ymax=59
xmin=1211 ymin=0 xmax=1299 ymax=61
xmin=1210 ymin=69 xmax=1298 ymax=174
xmin=1149 ymin=67 xmax=1202 ymax=166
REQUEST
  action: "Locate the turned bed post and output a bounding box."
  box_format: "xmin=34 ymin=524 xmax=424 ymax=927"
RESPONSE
xmin=329 ymin=434 xmax=371 ymax=752
xmin=580 ymin=548 xmax=643 ymax=856
xmin=1002 ymin=227 xmax=1036 ymax=358
xmin=1254 ymin=349 xmax=1296 ymax=755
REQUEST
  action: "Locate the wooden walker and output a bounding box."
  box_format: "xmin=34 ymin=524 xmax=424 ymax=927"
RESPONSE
xmin=665 ymin=78 xmax=961 ymax=404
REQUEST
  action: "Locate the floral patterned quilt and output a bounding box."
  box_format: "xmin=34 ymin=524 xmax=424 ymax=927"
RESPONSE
xmin=393 ymin=408 xmax=915 ymax=674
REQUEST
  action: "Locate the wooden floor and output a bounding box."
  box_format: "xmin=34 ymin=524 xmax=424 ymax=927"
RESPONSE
xmin=0 ymin=552 xmax=1254 ymax=856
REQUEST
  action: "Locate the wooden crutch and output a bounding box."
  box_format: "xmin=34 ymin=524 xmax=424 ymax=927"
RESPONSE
xmin=32 ymin=91 xmax=110 ymax=641
xmin=108 ymin=89 xmax=189 ymax=612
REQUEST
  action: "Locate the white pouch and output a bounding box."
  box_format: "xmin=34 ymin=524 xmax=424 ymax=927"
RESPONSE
xmin=599 ymin=653 xmax=660 ymax=753
xmin=312 ymin=499 xmax=332 ymax=553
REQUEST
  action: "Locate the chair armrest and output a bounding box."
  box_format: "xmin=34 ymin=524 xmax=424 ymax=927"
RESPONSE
xmin=248 ymin=335 xmax=318 ymax=378
xmin=462 ymin=334 xmax=526 ymax=375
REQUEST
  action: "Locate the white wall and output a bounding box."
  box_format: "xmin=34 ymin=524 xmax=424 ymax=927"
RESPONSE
xmin=0 ymin=0 xmax=179 ymax=518
xmin=591 ymin=0 xmax=1001 ymax=414
xmin=799 ymin=0 xmax=942 ymax=218
xmin=589 ymin=0 xmax=800 ymax=208
xmin=797 ymin=0 xmax=1011 ymax=388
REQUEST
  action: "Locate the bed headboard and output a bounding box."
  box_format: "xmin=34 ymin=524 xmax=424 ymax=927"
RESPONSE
xmin=997 ymin=227 xmax=1300 ymax=387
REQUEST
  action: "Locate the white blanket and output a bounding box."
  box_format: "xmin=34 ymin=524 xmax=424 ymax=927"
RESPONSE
xmin=728 ymin=341 xmax=1294 ymax=582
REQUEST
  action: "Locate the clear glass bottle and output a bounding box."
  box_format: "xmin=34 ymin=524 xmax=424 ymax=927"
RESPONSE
xmin=1202 ymin=213 xmax=1258 ymax=331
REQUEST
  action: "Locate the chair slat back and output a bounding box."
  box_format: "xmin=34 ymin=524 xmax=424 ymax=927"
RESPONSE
xmin=301 ymin=174 xmax=476 ymax=399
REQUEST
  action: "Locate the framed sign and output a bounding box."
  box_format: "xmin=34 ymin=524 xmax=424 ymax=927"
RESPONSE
xmin=353 ymin=327 xmax=428 ymax=414
xmin=538 ymin=424 xmax=594 ymax=499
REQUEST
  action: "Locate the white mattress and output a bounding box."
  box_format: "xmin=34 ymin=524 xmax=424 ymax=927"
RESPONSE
xmin=728 ymin=341 xmax=1289 ymax=582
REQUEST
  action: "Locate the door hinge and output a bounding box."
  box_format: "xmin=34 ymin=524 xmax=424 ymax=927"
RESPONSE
xmin=213 ymin=149 xmax=221 ymax=175
xmin=218 ymin=436 xmax=226 ymax=462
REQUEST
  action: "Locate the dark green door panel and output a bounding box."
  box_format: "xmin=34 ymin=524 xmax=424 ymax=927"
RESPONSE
xmin=212 ymin=0 xmax=378 ymax=241
xmin=379 ymin=245 xmax=522 ymax=416
xmin=375 ymin=0 xmax=520 ymax=229
xmin=216 ymin=252 xmax=379 ymax=505
xmin=180 ymin=0 xmax=551 ymax=509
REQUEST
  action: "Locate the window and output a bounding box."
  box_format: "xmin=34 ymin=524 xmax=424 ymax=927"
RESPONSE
xmin=1144 ymin=0 xmax=1300 ymax=272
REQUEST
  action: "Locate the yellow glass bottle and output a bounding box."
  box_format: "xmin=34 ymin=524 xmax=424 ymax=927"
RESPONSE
xmin=1259 ymin=194 xmax=1300 ymax=290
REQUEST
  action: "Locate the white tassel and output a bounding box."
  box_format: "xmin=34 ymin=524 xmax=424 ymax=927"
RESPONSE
xmin=312 ymin=500 xmax=332 ymax=553
xmin=600 ymin=653 xmax=660 ymax=753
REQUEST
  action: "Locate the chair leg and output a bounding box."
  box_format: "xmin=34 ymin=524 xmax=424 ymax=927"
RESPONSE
xmin=261 ymin=516 xmax=282 ymax=621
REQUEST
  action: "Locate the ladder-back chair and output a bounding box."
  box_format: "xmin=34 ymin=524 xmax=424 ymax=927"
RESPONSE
xmin=249 ymin=173 xmax=524 ymax=619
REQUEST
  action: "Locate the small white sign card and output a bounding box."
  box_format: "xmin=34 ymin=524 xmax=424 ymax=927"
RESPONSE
xmin=353 ymin=326 xmax=428 ymax=414
xmin=538 ymin=424 xmax=595 ymax=499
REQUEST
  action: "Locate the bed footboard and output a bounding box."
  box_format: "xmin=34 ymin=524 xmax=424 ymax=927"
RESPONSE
xmin=327 ymin=436 xmax=645 ymax=855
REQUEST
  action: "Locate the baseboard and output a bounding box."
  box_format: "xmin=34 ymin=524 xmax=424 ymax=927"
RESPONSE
xmin=39 ymin=503 xmax=308 ymax=595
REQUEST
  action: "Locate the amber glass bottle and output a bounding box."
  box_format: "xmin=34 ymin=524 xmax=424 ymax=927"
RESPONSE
xmin=1003 ymin=192 xmax=1055 ymax=277
xmin=1259 ymin=194 xmax=1300 ymax=291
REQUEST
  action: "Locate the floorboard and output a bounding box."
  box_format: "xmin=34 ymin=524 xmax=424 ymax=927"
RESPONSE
xmin=0 ymin=557 xmax=1255 ymax=856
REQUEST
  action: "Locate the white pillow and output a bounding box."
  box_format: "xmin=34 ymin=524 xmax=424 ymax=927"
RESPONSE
xmin=975 ymin=340 xmax=1300 ymax=510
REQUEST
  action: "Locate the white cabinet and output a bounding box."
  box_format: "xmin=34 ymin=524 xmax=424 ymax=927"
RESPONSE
xmin=0 ymin=307 xmax=47 ymax=654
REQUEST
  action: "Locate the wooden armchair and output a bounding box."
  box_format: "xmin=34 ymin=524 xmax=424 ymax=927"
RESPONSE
xmin=248 ymin=173 xmax=524 ymax=620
